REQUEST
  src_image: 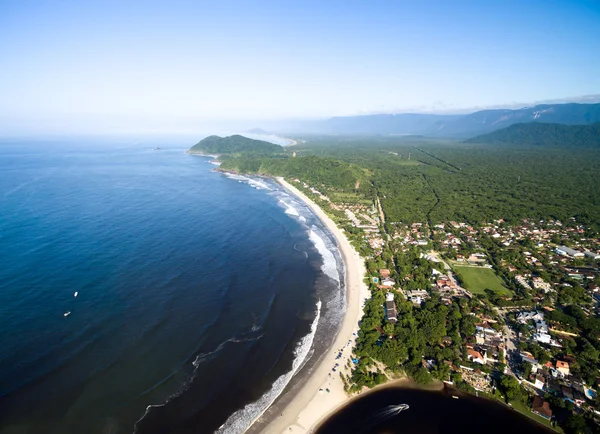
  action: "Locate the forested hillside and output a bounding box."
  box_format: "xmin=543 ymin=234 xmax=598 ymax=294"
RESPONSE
xmin=188 ymin=135 xmax=283 ymax=155
xmin=466 ymin=122 xmax=600 ymax=147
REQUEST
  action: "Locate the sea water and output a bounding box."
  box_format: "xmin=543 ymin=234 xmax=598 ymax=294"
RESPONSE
xmin=0 ymin=137 xmax=345 ymax=434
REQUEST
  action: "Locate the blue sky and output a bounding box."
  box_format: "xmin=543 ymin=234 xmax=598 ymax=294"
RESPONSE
xmin=1 ymin=0 xmax=599 ymax=133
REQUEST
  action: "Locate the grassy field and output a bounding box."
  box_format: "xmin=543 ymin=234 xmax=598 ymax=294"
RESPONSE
xmin=453 ymin=265 xmax=511 ymax=296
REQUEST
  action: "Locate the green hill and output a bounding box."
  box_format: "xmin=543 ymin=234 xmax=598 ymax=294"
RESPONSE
xmin=188 ymin=135 xmax=283 ymax=155
xmin=465 ymin=122 xmax=600 ymax=147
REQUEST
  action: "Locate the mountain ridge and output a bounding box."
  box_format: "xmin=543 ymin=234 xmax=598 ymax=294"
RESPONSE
xmin=293 ymin=103 xmax=600 ymax=137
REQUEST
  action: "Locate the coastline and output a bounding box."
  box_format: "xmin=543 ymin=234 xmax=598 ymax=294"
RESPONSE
xmin=258 ymin=177 xmax=371 ymax=434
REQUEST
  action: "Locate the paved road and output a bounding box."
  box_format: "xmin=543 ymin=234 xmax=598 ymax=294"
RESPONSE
xmin=496 ymin=307 xmax=519 ymax=378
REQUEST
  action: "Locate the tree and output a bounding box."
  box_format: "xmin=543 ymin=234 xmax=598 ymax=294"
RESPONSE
xmin=499 ymin=375 xmax=522 ymax=402
xmin=412 ymin=366 xmax=431 ymax=385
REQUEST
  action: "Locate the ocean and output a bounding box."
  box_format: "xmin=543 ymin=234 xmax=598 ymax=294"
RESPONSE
xmin=0 ymin=137 xmax=345 ymax=434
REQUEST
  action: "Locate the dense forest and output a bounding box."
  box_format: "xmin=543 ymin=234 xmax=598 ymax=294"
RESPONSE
xmin=466 ymin=122 xmax=600 ymax=148
xmin=188 ymin=134 xmax=283 ymax=155
xmin=203 ymin=132 xmax=600 ymax=230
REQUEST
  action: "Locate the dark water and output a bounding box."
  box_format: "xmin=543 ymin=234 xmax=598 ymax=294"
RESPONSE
xmin=316 ymin=385 xmax=554 ymax=434
xmin=0 ymin=137 xmax=345 ymax=434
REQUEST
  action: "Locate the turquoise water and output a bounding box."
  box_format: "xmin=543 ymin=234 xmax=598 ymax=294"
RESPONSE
xmin=0 ymin=137 xmax=344 ymax=434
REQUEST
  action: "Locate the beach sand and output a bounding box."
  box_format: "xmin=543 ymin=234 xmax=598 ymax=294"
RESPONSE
xmin=260 ymin=178 xmax=371 ymax=434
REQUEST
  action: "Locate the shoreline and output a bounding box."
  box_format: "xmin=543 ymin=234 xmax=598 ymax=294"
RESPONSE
xmin=257 ymin=177 xmax=371 ymax=434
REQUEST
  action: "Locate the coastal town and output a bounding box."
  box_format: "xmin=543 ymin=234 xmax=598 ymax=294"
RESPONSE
xmin=287 ymin=177 xmax=600 ymax=433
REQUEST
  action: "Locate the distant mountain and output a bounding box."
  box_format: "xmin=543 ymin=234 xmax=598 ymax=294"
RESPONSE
xmin=465 ymin=121 xmax=600 ymax=147
xmin=321 ymin=113 xmax=460 ymax=135
xmin=426 ymin=103 xmax=600 ymax=137
xmin=297 ymin=103 xmax=600 ymax=138
xmin=188 ymin=135 xmax=283 ymax=155
xmin=246 ymin=128 xmax=270 ymax=135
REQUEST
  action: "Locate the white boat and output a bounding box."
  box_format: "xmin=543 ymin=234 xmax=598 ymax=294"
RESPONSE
xmin=74 ymin=292 xmax=78 ymax=297
xmin=64 ymin=311 xmax=71 ymax=317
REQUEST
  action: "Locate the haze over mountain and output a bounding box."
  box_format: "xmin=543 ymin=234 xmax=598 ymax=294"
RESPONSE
xmin=289 ymin=103 xmax=600 ymax=138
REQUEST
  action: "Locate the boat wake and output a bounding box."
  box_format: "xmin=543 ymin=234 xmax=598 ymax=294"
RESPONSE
xmin=215 ymin=300 xmax=322 ymax=434
xmin=192 ymin=332 xmax=264 ymax=368
xmin=132 ymin=328 xmax=264 ymax=433
xmin=361 ymin=404 xmax=410 ymax=430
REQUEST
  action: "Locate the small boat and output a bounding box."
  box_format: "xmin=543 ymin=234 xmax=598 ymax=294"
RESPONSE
xmin=64 ymin=311 xmax=71 ymax=317
xmin=74 ymin=292 xmax=78 ymax=297
xmin=452 ymin=395 xmax=459 ymax=399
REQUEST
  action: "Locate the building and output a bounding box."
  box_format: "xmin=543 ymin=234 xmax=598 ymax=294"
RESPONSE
xmin=556 ymin=360 xmax=570 ymax=377
xmin=405 ymin=290 xmax=429 ymax=306
xmin=556 ymin=246 xmax=584 ymax=258
xmin=385 ymin=292 xmax=398 ymax=323
xmin=379 ymin=269 xmax=391 ymax=278
xmin=381 ymin=278 xmax=396 ymax=287
xmin=532 ymin=396 xmax=553 ymax=420
xmin=584 ymin=251 xmax=600 ymax=260
xmin=534 ymin=375 xmax=545 ymax=390
xmin=517 ymin=311 xmax=544 ymax=324
xmin=475 ymin=322 xmax=500 ymax=337
xmin=467 ymin=348 xmax=486 ymax=364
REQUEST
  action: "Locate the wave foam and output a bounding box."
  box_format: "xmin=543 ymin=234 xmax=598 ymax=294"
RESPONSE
xmin=308 ymin=227 xmax=340 ymax=286
xmin=215 ymin=300 xmax=322 ymax=434
xmin=278 ymin=199 xmax=300 ymax=217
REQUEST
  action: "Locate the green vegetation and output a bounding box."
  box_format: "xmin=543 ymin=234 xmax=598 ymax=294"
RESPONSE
xmin=220 ymin=155 xmax=370 ymax=193
xmin=272 ymin=135 xmax=600 ymax=230
xmin=188 ymin=134 xmax=283 ymax=155
xmin=466 ymin=122 xmax=600 ymax=148
xmin=453 ymin=266 xmax=511 ymax=296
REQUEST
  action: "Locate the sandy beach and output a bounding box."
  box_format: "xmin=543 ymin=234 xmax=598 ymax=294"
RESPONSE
xmin=259 ymin=178 xmax=371 ymax=434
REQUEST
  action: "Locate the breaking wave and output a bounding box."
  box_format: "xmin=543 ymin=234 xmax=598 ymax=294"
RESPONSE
xmin=215 ymin=300 xmax=322 ymax=434
xmin=278 ymin=199 xmax=300 ymax=217
xmin=308 ymin=226 xmax=340 ymax=287
xmin=223 ymin=173 xmax=272 ymax=191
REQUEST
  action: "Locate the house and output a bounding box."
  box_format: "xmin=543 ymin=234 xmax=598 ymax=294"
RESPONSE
xmin=517 ymin=311 xmax=544 ymax=324
xmin=405 ymin=290 xmax=429 ymax=306
xmin=381 ymin=278 xmax=396 ymax=287
xmin=467 ymin=348 xmax=486 ymax=364
xmin=532 ymin=396 xmax=553 ymax=420
xmin=475 ymin=322 xmax=499 ymax=337
xmin=385 ymin=292 xmax=398 ymax=323
xmin=534 ymin=374 xmax=545 ymax=390
xmin=562 ymin=385 xmax=574 ymax=401
xmin=534 ymin=331 xmax=552 ymax=344
xmin=379 ymin=269 xmax=391 ymax=278
xmin=556 ymin=360 xmax=570 ymax=377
